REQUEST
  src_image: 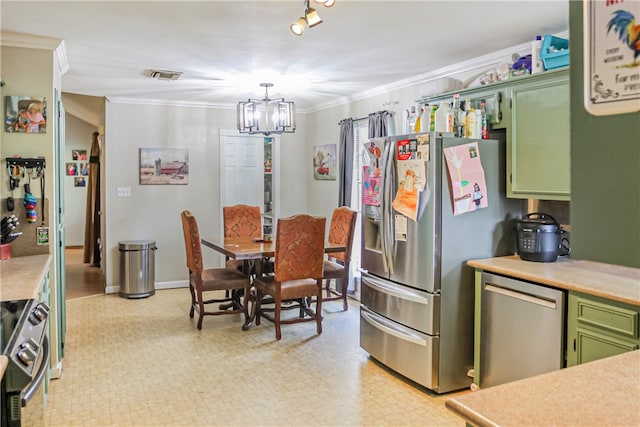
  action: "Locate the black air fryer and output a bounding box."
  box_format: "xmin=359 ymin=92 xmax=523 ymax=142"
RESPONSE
xmin=516 ymin=213 xmax=569 ymax=262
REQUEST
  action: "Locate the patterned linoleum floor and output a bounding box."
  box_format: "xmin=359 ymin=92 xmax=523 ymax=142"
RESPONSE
xmin=45 ymin=288 xmax=466 ymax=426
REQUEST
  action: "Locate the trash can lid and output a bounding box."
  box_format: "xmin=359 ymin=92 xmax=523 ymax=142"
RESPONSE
xmin=118 ymin=240 xmax=156 ymax=250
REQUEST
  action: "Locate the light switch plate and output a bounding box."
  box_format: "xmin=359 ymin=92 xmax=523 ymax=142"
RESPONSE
xmin=117 ymin=187 xmax=131 ymax=197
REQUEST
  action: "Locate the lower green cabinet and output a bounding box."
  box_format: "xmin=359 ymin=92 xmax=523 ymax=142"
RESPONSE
xmin=566 ymin=291 xmax=640 ymax=367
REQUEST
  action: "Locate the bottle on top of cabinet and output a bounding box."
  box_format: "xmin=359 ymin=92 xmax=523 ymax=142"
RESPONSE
xmin=449 ymin=94 xmax=464 ymax=137
xmin=435 ymin=102 xmax=449 ymax=132
xmin=531 ymin=35 xmax=543 ymax=74
xmin=465 ymin=105 xmax=478 ymax=138
xmin=480 ymin=100 xmax=489 ymax=139
xmin=420 ymin=104 xmax=430 ymax=133
xmin=407 ymin=106 xmax=418 ymax=134
xmin=429 ymin=105 xmax=438 ymax=132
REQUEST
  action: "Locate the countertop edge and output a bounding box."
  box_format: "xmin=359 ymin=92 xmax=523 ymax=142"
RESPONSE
xmin=0 ymin=254 xmax=52 ymax=301
xmin=467 ymin=256 xmax=640 ymax=306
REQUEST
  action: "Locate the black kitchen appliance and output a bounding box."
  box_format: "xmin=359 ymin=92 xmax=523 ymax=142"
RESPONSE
xmin=1 ymin=299 xmax=50 ymax=426
xmin=517 ymin=212 xmax=570 ymax=262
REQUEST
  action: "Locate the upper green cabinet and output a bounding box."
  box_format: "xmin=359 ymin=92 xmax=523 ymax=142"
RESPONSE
xmin=418 ymin=68 xmax=571 ymax=201
xmin=507 ymin=69 xmax=570 ymax=200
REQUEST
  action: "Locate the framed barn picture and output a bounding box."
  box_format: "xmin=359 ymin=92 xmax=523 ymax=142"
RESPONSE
xmin=139 ymin=148 xmax=189 ymax=185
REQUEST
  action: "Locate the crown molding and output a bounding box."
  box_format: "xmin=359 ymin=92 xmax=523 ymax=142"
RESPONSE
xmin=1 ymin=30 xmax=69 ymax=75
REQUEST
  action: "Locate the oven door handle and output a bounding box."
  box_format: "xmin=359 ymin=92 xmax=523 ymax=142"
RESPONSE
xmin=21 ymin=335 xmax=49 ymax=407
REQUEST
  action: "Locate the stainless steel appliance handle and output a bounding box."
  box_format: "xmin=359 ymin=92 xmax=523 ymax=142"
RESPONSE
xmin=21 ymin=335 xmax=49 ymax=407
xmin=381 ymin=139 xmax=395 ymax=273
xmin=363 ymin=275 xmax=431 ymax=305
xmin=361 ymin=308 xmax=426 ymax=346
xmin=484 ymin=283 xmax=557 ymax=309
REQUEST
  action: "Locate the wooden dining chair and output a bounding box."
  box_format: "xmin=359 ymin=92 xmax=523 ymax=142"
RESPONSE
xmin=322 ymin=207 xmax=358 ymax=311
xmin=181 ymin=210 xmax=250 ymax=330
xmin=223 ymin=204 xmax=263 ymax=274
xmin=252 ymin=214 xmax=326 ymax=340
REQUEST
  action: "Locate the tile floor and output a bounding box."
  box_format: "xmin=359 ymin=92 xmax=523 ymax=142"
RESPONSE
xmin=45 ymin=288 xmax=467 ymax=426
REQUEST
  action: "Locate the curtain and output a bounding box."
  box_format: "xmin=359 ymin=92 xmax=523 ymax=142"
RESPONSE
xmin=338 ymin=118 xmax=354 ymax=207
xmin=83 ymin=131 xmax=101 ymax=265
xmin=368 ymin=110 xmax=390 ymax=138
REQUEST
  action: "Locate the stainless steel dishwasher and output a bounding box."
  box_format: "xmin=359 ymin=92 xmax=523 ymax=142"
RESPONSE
xmin=479 ymin=271 xmax=566 ymax=388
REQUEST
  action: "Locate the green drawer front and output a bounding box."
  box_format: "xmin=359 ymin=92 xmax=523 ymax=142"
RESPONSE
xmin=576 ymin=297 xmax=639 ymax=338
xmin=576 ymin=328 xmax=639 ymax=364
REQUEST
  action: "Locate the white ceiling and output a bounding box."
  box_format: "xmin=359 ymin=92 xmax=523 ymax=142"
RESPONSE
xmin=1 ymin=1 xmax=569 ymax=112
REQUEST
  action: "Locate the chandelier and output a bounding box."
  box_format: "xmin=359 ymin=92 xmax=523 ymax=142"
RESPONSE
xmin=237 ymin=83 xmax=296 ymax=136
xmin=290 ymin=0 xmax=336 ymax=36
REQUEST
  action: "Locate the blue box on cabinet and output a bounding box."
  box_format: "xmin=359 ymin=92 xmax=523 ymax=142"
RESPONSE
xmin=541 ymin=35 xmax=569 ymax=70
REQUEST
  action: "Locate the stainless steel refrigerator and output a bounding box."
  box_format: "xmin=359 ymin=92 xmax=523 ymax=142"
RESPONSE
xmin=359 ymin=131 xmax=523 ymax=393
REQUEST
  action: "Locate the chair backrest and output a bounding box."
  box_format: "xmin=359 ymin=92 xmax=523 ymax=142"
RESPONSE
xmin=223 ymin=204 xmax=262 ymax=238
xmin=181 ymin=210 xmax=203 ymax=274
xmin=327 ymin=207 xmax=358 ymax=263
xmin=274 ymin=214 xmax=326 ymax=282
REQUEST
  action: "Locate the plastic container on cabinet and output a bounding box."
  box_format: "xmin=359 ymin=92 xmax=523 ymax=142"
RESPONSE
xmin=541 ymin=35 xmax=569 ymax=70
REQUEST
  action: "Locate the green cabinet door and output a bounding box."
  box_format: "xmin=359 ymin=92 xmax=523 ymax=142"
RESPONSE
xmin=508 ymin=69 xmax=570 ymax=200
xmin=566 ymin=291 xmax=640 ymax=367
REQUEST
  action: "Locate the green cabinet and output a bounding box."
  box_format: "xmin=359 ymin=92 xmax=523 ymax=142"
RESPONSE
xmin=566 ymin=291 xmax=640 ymax=367
xmin=507 ymin=69 xmax=570 ymax=200
xmin=418 ymin=68 xmax=570 ymax=201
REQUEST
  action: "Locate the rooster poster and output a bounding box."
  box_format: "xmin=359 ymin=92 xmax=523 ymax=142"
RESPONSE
xmin=584 ymin=0 xmax=640 ymax=116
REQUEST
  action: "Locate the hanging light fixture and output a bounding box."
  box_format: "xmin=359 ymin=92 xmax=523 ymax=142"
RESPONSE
xmin=290 ymin=0 xmax=336 ymax=36
xmin=237 ymin=83 xmax=296 ymax=136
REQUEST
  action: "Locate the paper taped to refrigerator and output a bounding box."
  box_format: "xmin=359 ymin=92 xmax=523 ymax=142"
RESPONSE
xmin=444 ymin=141 xmax=488 ymax=215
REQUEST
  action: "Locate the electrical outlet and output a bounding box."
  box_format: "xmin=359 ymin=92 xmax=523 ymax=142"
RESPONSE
xmin=117 ymin=187 xmax=131 ymax=197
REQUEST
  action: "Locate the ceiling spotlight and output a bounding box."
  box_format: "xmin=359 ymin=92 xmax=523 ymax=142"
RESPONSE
xmin=305 ymin=5 xmax=323 ymax=27
xmin=290 ymin=0 xmax=335 ymax=36
xmin=315 ymin=0 xmax=336 ymax=7
xmin=290 ymin=17 xmax=306 ymax=36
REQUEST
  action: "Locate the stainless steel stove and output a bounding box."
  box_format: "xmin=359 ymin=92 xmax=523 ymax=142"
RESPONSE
xmin=1 ymin=298 xmax=50 ymax=427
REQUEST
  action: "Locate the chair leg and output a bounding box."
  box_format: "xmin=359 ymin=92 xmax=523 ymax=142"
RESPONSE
xmin=189 ymin=283 xmax=196 ymax=319
xmin=196 ymin=288 xmax=205 ymax=330
xmin=255 ymin=289 xmax=262 ymax=326
xmin=315 ymin=281 xmax=323 ymax=335
xmin=325 ymin=279 xmax=332 ymax=298
xmin=340 ymin=279 xmax=348 ymax=311
xmin=275 ymin=298 xmax=282 ymax=340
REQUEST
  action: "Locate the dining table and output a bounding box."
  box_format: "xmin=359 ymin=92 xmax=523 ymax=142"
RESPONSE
xmin=201 ymin=236 xmax=346 ymax=330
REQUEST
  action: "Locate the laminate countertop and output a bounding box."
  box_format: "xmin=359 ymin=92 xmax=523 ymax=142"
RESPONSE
xmin=0 ymin=254 xmax=52 ymax=302
xmin=0 ymin=356 xmax=7 ymax=379
xmin=445 ymin=350 xmax=640 ymax=427
xmin=467 ymin=255 xmax=640 ymax=306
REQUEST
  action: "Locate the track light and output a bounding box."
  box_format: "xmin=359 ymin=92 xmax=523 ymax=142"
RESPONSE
xmin=290 ymin=0 xmax=336 ymax=36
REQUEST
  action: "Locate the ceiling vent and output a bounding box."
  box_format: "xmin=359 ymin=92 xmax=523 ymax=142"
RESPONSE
xmin=144 ymin=69 xmax=183 ymax=81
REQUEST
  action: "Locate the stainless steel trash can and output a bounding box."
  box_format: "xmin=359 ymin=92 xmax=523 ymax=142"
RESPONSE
xmin=119 ymin=240 xmax=157 ymax=298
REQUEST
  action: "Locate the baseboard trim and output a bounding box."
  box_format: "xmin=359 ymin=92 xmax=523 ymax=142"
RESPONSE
xmin=105 ymin=280 xmax=188 ymax=294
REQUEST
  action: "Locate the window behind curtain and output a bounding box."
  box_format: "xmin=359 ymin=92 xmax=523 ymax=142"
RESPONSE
xmin=349 ymin=119 xmax=368 ymax=288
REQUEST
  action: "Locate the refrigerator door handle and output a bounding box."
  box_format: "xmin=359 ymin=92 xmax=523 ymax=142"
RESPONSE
xmin=363 ymin=274 xmax=432 ymax=305
xmin=381 ymin=138 xmax=395 ymax=274
xmin=361 ymin=308 xmax=427 ymax=346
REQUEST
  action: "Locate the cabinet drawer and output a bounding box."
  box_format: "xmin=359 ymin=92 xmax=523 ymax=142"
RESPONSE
xmin=575 ymin=327 xmax=639 ymax=364
xmin=574 ymin=295 xmax=639 ymax=339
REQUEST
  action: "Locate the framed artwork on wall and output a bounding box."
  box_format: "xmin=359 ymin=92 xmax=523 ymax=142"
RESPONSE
xmin=313 ymin=143 xmax=337 ymax=181
xmin=66 ymin=163 xmax=78 ymax=176
xmin=139 ymin=148 xmax=189 ymax=185
xmin=4 ymin=96 xmax=47 ymax=133
xmin=72 ymin=149 xmax=87 ymax=160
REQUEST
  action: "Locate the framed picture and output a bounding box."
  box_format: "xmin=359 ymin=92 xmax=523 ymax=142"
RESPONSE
xmin=313 ymin=144 xmax=337 ymax=181
xmin=139 ymin=148 xmax=189 ymax=185
xmin=66 ymin=163 xmax=78 ymax=176
xmin=74 ymin=176 xmax=87 ymax=187
xmin=4 ymin=96 xmax=47 ymax=133
xmin=72 ymin=149 xmax=87 ymax=161
xmin=79 ymin=163 xmax=89 ymax=176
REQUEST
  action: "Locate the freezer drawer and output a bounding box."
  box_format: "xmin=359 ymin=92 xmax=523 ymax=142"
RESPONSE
xmin=361 ymin=273 xmax=440 ymax=335
xmin=360 ymin=305 xmax=439 ymax=390
xmin=479 ymin=272 xmax=565 ymax=388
